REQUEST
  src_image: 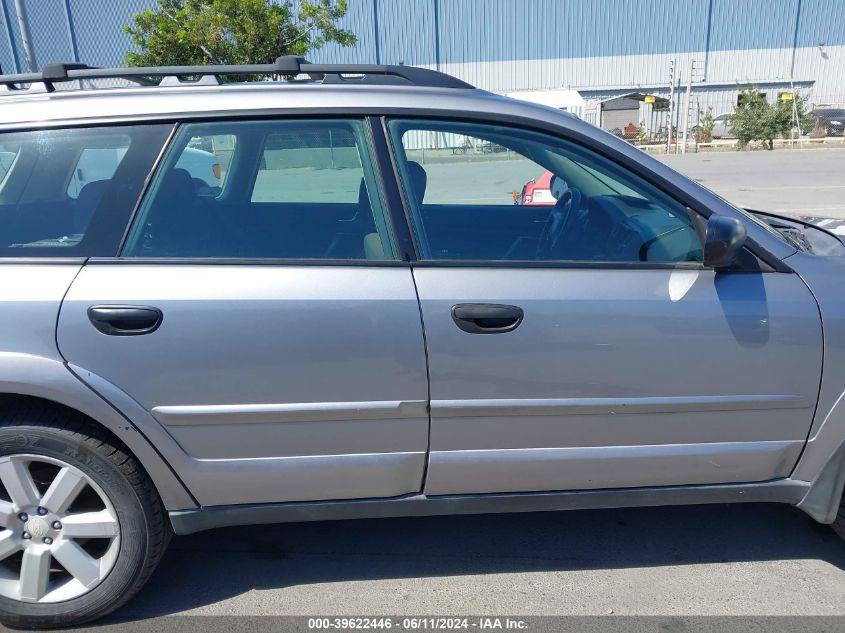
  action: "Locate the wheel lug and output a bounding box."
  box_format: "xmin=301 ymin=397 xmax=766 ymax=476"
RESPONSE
xmin=52 ymin=521 xmax=61 ymax=530
xmin=18 ymin=513 xmax=27 ymax=522
xmin=36 ymin=507 xmax=47 ymax=516
xmin=43 ymin=537 xmax=52 ymax=545
xmin=22 ymin=532 xmax=30 ymax=540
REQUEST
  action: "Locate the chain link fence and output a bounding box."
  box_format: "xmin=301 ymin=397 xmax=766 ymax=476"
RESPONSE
xmin=0 ymin=0 xmax=152 ymax=74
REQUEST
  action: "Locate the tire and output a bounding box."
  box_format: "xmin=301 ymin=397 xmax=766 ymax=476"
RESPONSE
xmin=0 ymin=403 xmax=171 ymax=629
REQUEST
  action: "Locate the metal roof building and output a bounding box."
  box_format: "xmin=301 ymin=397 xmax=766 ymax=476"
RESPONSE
xmin=0 ymin=0 xmax=842 ymax=121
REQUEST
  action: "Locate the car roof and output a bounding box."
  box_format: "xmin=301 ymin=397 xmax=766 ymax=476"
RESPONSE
xmin=0 ymin=82 xmax=580 ymax=131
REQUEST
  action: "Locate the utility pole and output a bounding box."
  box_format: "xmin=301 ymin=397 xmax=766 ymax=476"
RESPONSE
xmin=681 ymin=58 xmax=694 ymax=154
xmin=666 ymin=59 xmax=676 ymax=154
xmin=13 ymin=0 xmax=37 ymax=72
xmin=673 ymin=69 xmax=682 ymax=154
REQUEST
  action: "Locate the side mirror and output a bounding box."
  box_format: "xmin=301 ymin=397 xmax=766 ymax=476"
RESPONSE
xmin=704 ymin=215 xmax=747 ymax=269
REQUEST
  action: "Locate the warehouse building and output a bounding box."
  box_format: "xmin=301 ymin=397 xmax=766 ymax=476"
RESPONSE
xmin=0 ymin=0 xmax=842 ymax=139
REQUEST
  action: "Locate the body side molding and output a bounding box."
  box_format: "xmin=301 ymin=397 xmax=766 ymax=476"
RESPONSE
xmin=431 ymin=395 xmax=811 ymax=417
xmin=153 ymin=400 xmax=428 ymax=426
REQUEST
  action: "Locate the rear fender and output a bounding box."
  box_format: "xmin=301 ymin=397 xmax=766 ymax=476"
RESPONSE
xmin=0 ymin=352 xmax=196 ymax=510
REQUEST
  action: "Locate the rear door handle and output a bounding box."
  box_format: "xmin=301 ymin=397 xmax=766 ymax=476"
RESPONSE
xmin=451 ymin=303 xmax=524 ymax=334
xmin=88 ymin=306 xmax=163 ymax=336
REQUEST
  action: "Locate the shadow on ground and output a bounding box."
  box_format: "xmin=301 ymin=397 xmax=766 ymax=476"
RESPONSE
xmin=110 ymin=503 xmax=845 ymax=619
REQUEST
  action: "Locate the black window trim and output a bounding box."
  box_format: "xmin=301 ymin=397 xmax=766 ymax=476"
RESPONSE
xmin=116 ymin=122 xmax=179 ymax=255
xmin=379 ymin=113 xmax=783 ymax=273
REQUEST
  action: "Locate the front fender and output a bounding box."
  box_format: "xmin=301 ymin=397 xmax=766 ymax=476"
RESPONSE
xmin=785 ymin=252 xmax=845 ymax=522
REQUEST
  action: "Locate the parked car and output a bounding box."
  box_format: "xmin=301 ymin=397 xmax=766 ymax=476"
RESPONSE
xmin=710 ymin=113 xmax=732 ymax=138
xmin=810 ymin=108 xmax=845 ymax=137
xmin=516 ymin=170 xmax=556 ymax=205
xmin=2 ymin=58 xmax=845 ymax=628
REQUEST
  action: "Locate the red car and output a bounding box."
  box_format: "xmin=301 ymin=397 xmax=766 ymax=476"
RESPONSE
xmin=516 ymin=170 xmax=557 ymax=205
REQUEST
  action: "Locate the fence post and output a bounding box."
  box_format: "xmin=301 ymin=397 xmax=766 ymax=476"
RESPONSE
xmin=63 ymin=0 xmax=80 ymax=62
xmin=0 ymin=0 xmax=20 ymax=72
xmin=681 ymin=59 xmax=694 ymax=154
xmin=13 ymin=0 xmax=37 ymax=72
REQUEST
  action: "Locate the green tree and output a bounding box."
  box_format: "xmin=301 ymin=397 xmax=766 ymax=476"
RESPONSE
xmin=730 ymin=90 xmax=771 ymax=150
xmin=124 ymin=0 xmax=355 ymax=67
xmin=774 ymin=93 xmax=815 ymax=138
xmin=730 ymin=88 xmax=814 ymax=150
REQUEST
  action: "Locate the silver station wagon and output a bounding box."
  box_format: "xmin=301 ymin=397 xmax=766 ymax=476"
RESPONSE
xmin=0 ymin=57 xmax=844 ymax=628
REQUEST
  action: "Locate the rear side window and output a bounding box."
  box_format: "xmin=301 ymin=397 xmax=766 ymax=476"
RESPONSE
xmin=0 ymin=125 xmax=172 ymax=257
xmin=123 ymin=119 xmax=396 ymax=260
xmin=67 ymin=145 xmax=129 ymax=199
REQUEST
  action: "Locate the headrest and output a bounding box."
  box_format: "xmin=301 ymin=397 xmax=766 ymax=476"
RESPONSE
xmin=77 ymin=179 xmax=110 ymax=207
xmin=158 ymin=168 xmax=195 ymax=201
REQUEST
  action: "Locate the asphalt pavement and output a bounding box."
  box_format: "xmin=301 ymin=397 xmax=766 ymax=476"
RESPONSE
xmin=111 ymin=504 xmax=845 ymax=620
xmin=658 ymin=146 xmax=845 ymax=219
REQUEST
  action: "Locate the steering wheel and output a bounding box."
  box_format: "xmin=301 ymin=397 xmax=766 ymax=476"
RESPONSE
xmin=535 ymin=176 xmax=582 ymax=260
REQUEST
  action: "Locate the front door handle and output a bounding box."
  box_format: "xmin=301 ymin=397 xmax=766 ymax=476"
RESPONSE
xmin=451 ymin=303 xmax=524 ymax=334
xmin=88 ymin=306 xmax=163 ymax=336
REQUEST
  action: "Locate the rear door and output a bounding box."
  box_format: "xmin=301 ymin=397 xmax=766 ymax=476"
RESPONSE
xmin=386 ymin=118 xmax=822 ymax=496
xmin=0 ymin=123 xmax=170 ymax=372
xmin=58 ymin=118 xmax=430 ymax=507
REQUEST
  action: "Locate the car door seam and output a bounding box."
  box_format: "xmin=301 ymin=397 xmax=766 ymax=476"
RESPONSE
xmin=409 ymin=263 xmax=433 ymax=493
xmin=53 ymin=257 xmax=87 ymax=363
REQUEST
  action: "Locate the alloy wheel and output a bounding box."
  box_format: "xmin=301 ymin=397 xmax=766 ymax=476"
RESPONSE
xmin=0 ymin=454 xmax=119 ymax=603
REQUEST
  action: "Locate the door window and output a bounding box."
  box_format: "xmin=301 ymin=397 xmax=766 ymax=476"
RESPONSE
xmin=0 ymin=125 xmax=171 ymax=256
xmin=387 ymin=119 xmax=703 ymax=264
xmin=123 ymin=119 xmax=396 ymax=260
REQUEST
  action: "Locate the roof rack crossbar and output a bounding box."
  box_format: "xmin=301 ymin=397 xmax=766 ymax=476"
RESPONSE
xmin=0 ymin=56 xmax=474 ymax=91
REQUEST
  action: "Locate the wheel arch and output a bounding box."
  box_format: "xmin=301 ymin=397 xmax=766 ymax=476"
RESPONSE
xmin=0 ymin=353 xmax=196 ymax=511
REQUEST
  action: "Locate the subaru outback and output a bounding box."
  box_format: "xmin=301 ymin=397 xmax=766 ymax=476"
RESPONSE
xmin=0 ymin=57 xmax=843 ymax=628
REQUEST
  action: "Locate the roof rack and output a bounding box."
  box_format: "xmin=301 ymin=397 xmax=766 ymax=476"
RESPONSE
xmin=0 ymin=56 xmax=474 ymax=93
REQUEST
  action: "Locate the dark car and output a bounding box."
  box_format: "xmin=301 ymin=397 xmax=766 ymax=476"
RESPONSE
xmin=811 ymin=108 xmax=845 ymax=137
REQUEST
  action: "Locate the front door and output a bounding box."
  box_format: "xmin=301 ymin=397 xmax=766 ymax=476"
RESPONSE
xmin=58 ymin=118 xmax=429 ymax=507
xmin=386 ymin=118 xmax=823 ymax=496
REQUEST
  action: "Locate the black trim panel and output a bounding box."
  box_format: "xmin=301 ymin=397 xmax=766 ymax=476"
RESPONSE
xmin=367 ymin=116 xmax=417 ymax=261
xmin=170 ymin=478 xmax=809 ymax=535
xmin=116 ymin=123 xmax=180 ymax=254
